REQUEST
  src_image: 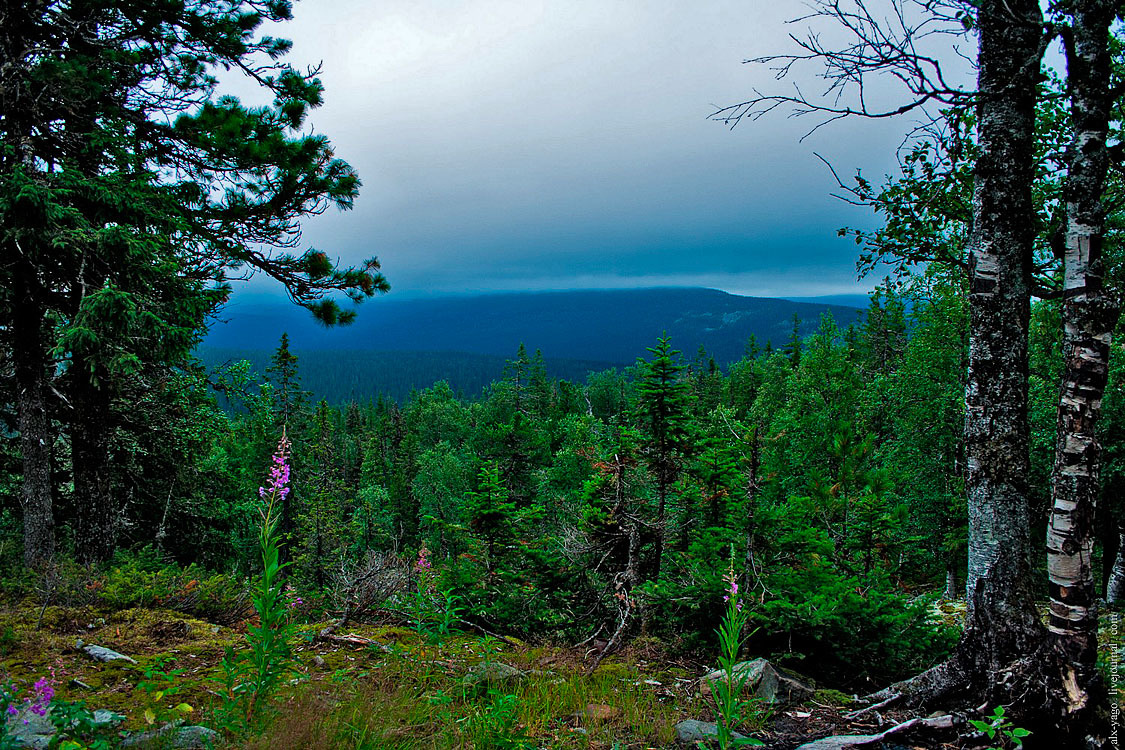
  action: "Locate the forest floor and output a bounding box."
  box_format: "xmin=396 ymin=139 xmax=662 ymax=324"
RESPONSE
xmin=0 ymin=600 xmax=1120 ymax=748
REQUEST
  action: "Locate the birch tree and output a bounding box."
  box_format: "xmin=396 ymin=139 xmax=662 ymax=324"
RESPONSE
xmin=721 ymin=0 xmax=1118 ymax=738
xmin=1046 ymin=0 xmax=1117 ymax=715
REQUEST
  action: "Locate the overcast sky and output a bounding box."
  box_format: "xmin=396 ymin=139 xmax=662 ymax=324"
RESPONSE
xmin=244 ymin=0 xmax=974 ymax=300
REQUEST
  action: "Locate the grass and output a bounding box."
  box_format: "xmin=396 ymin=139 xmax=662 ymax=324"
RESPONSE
xmin=0 ymin=601 xmax=707 ymax=747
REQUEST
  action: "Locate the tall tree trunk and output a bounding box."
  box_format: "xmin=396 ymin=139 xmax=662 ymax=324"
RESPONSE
xmin=1045 ymin=0 xmax=1115 ymax=710
xmin=866 ymin=2 xmax=1049 ymax=710
xmin=943 ymin=568 xmax=959 ymax=600
xmin=961 ymin=0 xmax=1045 ymax=690
xmin=653 ymin=480 xmax=666 ymax=580
xmin=11 ymin=274 xmax=55 ymax=570
xmin=70 ymin=363 xmax=116 ymax=563
xmin=742 ymin=427 xmax=760 ymax=598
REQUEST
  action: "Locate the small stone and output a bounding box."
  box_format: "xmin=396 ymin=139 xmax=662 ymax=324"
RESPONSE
xmin=461 ymin=662 xmax=524 ymax=689
xmin=75 ymin=641 xmax=137 ymax=664
xmin=313 ymin=655 xmax=327 ymax=668
xmin=674 ymin=719 xmax=748 ymax=745
xmin=123 ymin=724 xmax=220 ymax=749
xmin=91 ymin=709 xmax=125 ymax=727
xmin=699 ymin=658 xmax=813 ymax=705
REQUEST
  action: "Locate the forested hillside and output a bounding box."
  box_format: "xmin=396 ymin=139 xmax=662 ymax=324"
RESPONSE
xmin=204 ymin=288 xmax=865 ymax=365
xmin=200 ymin=289 xmax=865 ymax=403
xmin=198 ymin=347 xmax=625 ymax=405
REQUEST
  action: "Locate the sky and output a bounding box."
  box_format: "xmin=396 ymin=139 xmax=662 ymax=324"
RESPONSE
xmin=239 ymin=0 xmax=974 ymax=300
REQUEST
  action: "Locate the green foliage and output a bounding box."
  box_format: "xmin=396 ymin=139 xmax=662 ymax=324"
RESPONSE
xmin=969 ymin=705 xmax=1032 ymax=749
xmin=463 ymin=690 xmax=533 ymax=749
xmin=46 ymin=700 xmax=117 ymax=750
xmin=136 ymin=657 xmax=194 ymax=729
xmin=97 ymin=548 xmax=247 ymax=622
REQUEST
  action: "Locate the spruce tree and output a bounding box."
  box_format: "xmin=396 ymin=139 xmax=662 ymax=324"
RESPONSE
xmin=635 ymin=335 xmax=690 ymax=579
xmin=1 ymin=1 xmax=389 ymax=566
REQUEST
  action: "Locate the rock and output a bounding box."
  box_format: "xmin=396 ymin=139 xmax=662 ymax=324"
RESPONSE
xmin=700 ymin=658 xmax=813 ymax=705
xmin=74 ymin=639 xmax=137 ymax=664
xmin=793 ymin=735 xmax=884 ymax=750
xmin=674 ymin=719 xmax=748 ymax=745
xmin=461 ymin=661 xmax=524 ymax=688
xmin=91 ymin=709 xmax=126 ymax=727
xmin=312 ymin=655 xmax=327 ymax=668
xmin=123 ymin=724 xmax=220 ymax=749
xmin=6 ymin=709 xmax=53 ymax=749
xmin=5 ymin=706 xmax=125 ymax=749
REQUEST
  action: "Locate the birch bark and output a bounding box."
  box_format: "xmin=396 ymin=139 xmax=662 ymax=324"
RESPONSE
xmin=1046 ymin=0 xmax=1116 ymax=706
xmin=961 ymin=0 xmax=1046 ymax=675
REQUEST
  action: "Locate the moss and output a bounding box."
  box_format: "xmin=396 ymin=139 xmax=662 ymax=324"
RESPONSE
xmin=811 ymin=688 xmax=853 ymax=706
xmin=589 ymin=661 xmax=629 ymax=679
xmin=0 ymin=602 xmax=701 ymax=747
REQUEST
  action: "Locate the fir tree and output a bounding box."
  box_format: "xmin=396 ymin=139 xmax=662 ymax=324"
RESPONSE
xmin=635 ymin=335 xmax=691 ymax=579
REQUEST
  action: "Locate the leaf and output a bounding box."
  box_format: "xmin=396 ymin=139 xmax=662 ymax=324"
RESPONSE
xmin=176 ymin=703 xmax=194 ymax=713
xmin=144 ymin=708 xmax=156 ymax=724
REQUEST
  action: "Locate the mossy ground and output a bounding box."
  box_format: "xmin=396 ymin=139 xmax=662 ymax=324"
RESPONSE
xmin=0 ymin=602 xmax=717 ymax=747
xmin=1 ymin=601 xmax=1119 ymax=748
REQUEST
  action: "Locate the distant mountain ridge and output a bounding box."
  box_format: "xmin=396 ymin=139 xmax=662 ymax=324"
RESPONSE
xmin=198 ymin=348 xmax=624 ymax=404
xmin=204 ymin=287 xmax=866 ymax=368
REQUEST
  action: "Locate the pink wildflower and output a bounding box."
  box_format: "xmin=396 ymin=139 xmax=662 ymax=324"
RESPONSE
xmin=722 ymin=567 xmax=743 ymax=612
xmin=29 ymin=677 xmax=52 ymax=716
xmin=258 ymin=435 xmax=292 ymax=508
xmin=415 ymin=544 xmax=432 ymax=572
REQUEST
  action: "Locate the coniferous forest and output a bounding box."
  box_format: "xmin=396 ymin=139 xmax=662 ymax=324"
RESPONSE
xmin=2 ymin=1 xmax=1124 ymax=749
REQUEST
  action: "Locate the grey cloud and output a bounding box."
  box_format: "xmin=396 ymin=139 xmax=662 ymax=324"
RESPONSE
xmin=244 ymin=0 xmax=971 ymax=298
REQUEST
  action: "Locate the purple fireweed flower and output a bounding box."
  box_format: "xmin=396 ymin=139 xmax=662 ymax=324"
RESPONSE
xmin=415 ymin=544 xmax=432 ymax=572
xmin=722 ymin=568 xmax=743 ymax=612
xmin=6 ymin=703 xmax=18 ymax=717
xmin=29 ymin=677 xmax=52 ymax=716
xmin=258 ymin=435 xmax=292 ymax=507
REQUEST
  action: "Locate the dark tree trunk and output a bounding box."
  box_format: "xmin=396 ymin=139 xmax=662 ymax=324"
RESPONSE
xmin=1045 ymin=0 xmax=1116 ymax=714
xmin=742 ymin=427 xmax=760 ymax=597
xmin=961 ymin=0 xmax=1046 ymax=688
xmin=70 ymin=362 xmax=116 ymax=563
xmin=11 ymin=274 xmax=55 ymax=570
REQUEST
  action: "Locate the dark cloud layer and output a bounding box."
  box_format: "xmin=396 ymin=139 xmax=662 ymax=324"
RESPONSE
xmin=244 ymin=0 xmax=971 ymax=299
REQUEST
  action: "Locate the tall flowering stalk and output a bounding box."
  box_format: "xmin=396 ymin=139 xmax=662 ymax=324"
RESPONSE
xmin=714 ymin=552 xmax=762 ymax=748
xmin=408 ymin=543 xmax=463 ymax=642
xmin=221 ymin=433 xmax=295 ymax=726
